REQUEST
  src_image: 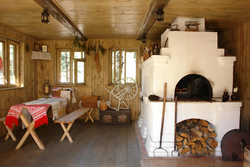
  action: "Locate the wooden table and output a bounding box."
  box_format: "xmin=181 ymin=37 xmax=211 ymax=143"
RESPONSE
xmin=6 ymin=98 xmax=68 ymax=150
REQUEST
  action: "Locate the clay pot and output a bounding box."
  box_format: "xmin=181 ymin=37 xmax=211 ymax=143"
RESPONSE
xmin=152 ymin=41 xmax=160 ymax=55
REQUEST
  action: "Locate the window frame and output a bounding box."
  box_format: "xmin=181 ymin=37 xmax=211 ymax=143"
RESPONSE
xmin=56 ymin=48 xmax=86 ymax=86
xmin=0 ymin=36 xmax=20 ymax=88
xmin=109 ymin=48 xmax=138 ymax=85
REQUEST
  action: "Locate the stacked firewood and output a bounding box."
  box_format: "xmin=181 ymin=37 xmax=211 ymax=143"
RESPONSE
xmin=176 ymin=119 xmax=218 ymax=155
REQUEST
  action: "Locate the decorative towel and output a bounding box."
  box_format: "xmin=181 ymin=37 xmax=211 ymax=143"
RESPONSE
xmin=5 ymin=104 xmax=26 ymax=129
xmin=26 ymin=104 xmax=50 ymax=129
xmin=60 ymin=91 xmax=71 ymax=104
xmin=71 ymin=90 xmax=77 ymax=104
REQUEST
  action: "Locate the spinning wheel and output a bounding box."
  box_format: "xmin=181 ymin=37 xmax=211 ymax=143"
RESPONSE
xmin=105 ymin=77 xmax=138 ymax=111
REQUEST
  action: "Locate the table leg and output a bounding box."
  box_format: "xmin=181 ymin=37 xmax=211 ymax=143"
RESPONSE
xmin=3 ymin=122 xmax=17 ymax=141
xmin=60 ymin=122 xmax=73 ymax=142
xmin=16 ymin=113 xmax=45 ymax=150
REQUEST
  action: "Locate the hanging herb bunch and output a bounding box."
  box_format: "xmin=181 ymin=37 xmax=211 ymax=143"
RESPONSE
xmin=72 ymin=37 xmax=107 ymax=56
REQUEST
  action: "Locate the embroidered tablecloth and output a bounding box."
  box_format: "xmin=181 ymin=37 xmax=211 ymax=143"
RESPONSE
xmin=5 ymin=98 xmax=67 ymax=129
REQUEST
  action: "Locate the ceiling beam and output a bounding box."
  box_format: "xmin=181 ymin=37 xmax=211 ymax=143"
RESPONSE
xmin=136 ymin=0 xmax=169 ymax=40
xmin=34 ymin=0 xmax=87 ymax=41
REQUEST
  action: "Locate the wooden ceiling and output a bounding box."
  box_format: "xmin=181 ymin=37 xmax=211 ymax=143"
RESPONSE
xmin=0 ymin=0 xmax=250 ymax=40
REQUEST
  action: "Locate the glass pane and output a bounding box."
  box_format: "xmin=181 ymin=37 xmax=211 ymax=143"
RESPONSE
xmin=115 ymin=51 xmax=120 ymax=83
xmin=60 ymin=51 xmax=70 ymax=83
xmin=9 ymin=44 xmax=15 ymax=84
xmin=77 ymin=61 xmax=84 ymax=83
xmin=74 ymin=52 xmax=81 ymax=59
xmin=0 ymin=42 xmax=4 ymax=85
xmin=126 ymin=51 xmax=136 ymax=81
xmin=82 ymin=52 xmax=85 ymax=59
xmin=111 ymin=51 xmax=115 ymax=83
xmin=121 ymin=51 xmax=125 ymax=79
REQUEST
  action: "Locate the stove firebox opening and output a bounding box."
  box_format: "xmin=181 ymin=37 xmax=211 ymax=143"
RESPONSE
xmin=175 ymin=74 xmax=212 ymax=101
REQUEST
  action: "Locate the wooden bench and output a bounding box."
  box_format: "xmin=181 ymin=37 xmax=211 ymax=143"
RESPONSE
xmin=54 ymin=107 xmax=93 ymax=142
xmin=0 ymin=117 xmax=17 ymax=141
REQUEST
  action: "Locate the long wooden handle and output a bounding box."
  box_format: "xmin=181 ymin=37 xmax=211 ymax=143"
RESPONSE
xmin=159 ymin=82 xmax=167 ymax=147
xmin=173 ymin=96 xmax=178 ymax=149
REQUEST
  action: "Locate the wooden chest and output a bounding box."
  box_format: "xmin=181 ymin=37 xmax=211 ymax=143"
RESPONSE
xmin=99 ymin=108 xmax=131 ymax=125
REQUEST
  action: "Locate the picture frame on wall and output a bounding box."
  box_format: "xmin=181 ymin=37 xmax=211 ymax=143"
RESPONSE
xmin=34 ymin=44 xmax=40 ymax=51
xmin=42 ymin=44 xmax=48 ymax=52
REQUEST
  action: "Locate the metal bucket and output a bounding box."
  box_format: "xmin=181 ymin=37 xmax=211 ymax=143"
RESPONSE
xmin=244 ymin=146 xmax=250 ymax=167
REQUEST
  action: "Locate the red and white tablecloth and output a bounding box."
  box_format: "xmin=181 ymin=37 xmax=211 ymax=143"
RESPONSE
xmin=5 ymin=104 xmax=50 ymax=129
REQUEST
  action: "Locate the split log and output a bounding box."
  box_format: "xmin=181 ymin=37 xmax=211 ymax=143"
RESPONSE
xmin=191 ymin=128 xmax=202 ymax=137
xmin=190 ymin=131 xmax=201 ymax=140
xmin=178 ymin=148 xmax=183 ymax=155
xmin=192 ymin=119 xmax=198 ymax=123
xmin=195 ymin=141 xmax=202 ymax=151
xmin=183 ymin=138 xmax=188 ymax=146
xmin=176 ymin=142 xmax=182 ymax=146
xmin=201 ymin=141 xmax=206 ymax=148
xmin=182 ymin=148 xmax=191 ymax=154
xmin=208 ymin=132 xmax=217 ymax=139
xmin=208 ymin=124 xmax=215 ymax=132
xmin=178 ymin=131 xmax=188 ymax=138
xmin=198 ymin=120 xmax=208 ymax=127
xmin=187 ymin=142 xmax=196 ymax=148
xmin=200 ymin=137 xmax=206 ymax=142
xmin=176 ymin=135 xmax=183 ymax=142
xmin=206 ymin=138 xmax=218 ymax=148
xmin=196 ymin=147 xmax=207 ymax=155
xmin=196 ymin=124 xmax=209 ymax=134
xmin=203 ymin=132 xmax=209 ymax=139
xmin=191 ymin=148 xmax=196 ymax=154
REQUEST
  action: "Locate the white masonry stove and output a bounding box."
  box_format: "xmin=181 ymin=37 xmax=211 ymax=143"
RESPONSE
xmin=138 ymin=17 xmax=242 ymax=157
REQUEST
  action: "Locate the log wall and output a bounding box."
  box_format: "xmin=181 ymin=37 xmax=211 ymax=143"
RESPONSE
xmin=35 ymin=39 xmax=154 ymax=121
xmin=218 ymin=22 xmax=250 ymax=130
xmin=0 ymin=23 xmax=36 ymax=137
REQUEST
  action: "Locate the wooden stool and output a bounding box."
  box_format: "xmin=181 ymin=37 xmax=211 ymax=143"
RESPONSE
xmin=0 ymin=117 xmax=17 ymax=141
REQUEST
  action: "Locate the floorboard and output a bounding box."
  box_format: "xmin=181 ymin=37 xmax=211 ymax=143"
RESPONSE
xmin=0 ymin=120 xmax=140 ymax=167
xmin=0 ymin=120 xmax=245 ymax=167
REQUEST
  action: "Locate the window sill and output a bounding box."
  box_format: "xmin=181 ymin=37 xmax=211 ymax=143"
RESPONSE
xmin=0 ymin=86 xmax=25 ymax=91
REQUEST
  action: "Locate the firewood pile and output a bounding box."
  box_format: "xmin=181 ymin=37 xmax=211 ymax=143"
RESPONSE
xmin=176 ymin=119 xmax=218 ymax=155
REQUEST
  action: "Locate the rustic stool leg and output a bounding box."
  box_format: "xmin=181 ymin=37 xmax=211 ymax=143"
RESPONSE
xmin=60 ymin=122 xmax=73 ymax=141
xmin=60 ymin=122 xmax=73 ymax=142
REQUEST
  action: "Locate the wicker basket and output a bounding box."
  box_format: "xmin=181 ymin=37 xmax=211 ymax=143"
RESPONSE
xmin=99 ymin=101 xmax=108 ymax=111
xmin=81 ymin=96 xmax=99 ymax=107
xmin=51 ymin=89 xmax=62 ymax=97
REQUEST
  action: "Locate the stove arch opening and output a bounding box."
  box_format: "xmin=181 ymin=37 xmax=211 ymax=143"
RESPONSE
xmin=175 ymin=74 xmax=212 ymax=101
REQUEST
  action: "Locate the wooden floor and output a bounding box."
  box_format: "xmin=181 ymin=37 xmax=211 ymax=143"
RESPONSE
xmin=0 ymin=120 xmax=141 ymax=167
xmin=140 ymin=159 xmax=243 ymax=167
xmin=0 ymin=120 xmax=244 ymax=167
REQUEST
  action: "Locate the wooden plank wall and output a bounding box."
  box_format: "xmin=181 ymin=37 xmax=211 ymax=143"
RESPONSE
xmin=35 ymin=39 xmax=156 ymax=121
xmin=0 ymin=24 xmax=35 ymax=137
xmin=218 ymin=22 xmax=250 ymax=130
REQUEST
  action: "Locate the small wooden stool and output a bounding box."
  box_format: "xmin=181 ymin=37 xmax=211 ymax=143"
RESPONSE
xmin=0 ymin=117 xmax=17 ymax=141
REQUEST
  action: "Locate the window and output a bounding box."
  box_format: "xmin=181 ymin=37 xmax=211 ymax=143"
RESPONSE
xmin=110 ymin=48 xmax=137 ymax=84
xmin=56 ymin=49 xmax=85 ymax=85
xmin=0 ymin=37 xmax=20 ymax=88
